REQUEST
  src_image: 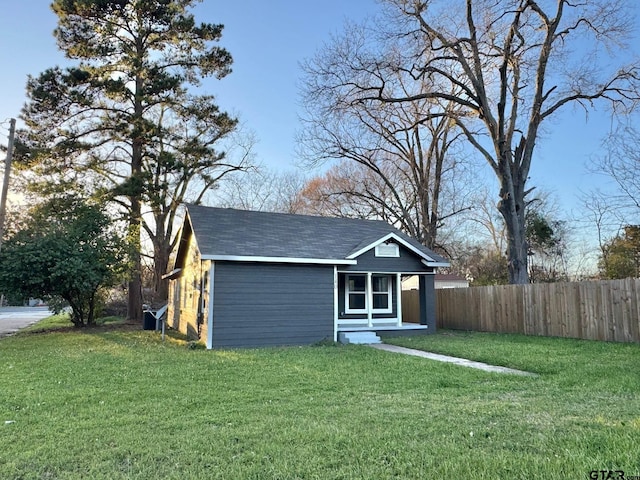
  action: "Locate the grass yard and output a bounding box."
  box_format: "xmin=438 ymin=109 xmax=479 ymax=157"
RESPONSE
xmin=1 ymin=322 xmax=639 ymax=479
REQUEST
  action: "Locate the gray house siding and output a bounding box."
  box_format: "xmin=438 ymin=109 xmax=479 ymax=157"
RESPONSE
xmin=343 ymin=244 xmax=427 ymax=272
xmin=419 ymin=274 xmax=437 ymax=330
xmin=212 ymin=262 xmax=334 ymax=348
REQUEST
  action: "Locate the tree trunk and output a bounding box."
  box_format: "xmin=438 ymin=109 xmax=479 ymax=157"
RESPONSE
xmin=504 ymin=218 xmax=529 ymax=284
xmin=126 ymin=153 xmax=143 ymax=321
xmin=127 ymin=64 xmax=144 ymax=323
xmin=87 ymin=290 xmax=96 ymax=326
xmin=497 ymin=173 xmax=529 ymax=284
xmin=66 ymin=296 xmax=84 ymax=327
xmin=127 ymin=271 xmax=143 ymax=321
xmin=127 ymin=197 xmax=143 ymax=322
xmin=153 ymin=241 xmax=171 ymax=304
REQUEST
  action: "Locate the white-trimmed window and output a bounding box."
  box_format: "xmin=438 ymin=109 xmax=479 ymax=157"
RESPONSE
xmin=345 ymin=274 xmax=393 ymax=314
xmin=371 ymin=275 xmax=392 ymax=313
xmin=375 ymin=242 xmax=399 ymax=257
xmin=345 ymin=275 xmax=367 ymax=313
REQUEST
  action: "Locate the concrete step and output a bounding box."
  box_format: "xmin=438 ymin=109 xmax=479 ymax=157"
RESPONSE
xmin=338 ymin=331 xmax=382 ymax=345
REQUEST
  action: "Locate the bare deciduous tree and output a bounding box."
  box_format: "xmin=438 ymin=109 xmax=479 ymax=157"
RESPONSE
xmin=296 ymin=163 xmax=383 ymax=219
xmin=299 ymin=23 xmax=471 ymax=251
xmin=216 ymin=167 xmax=307 ymax=214
xmin=338 ymin=0 xmax=640 ymax=283
xmin=592 ymin=123 xmax=640 ymax=213
xmin=296 ymin=160 xmax=471 ymax=253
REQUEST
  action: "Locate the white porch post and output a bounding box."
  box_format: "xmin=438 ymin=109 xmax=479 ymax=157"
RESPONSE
xmin=366 ymin=272 xmax=373 ymax=328
xmin=207 ymin=262 xmax=215 ymax=349
xmin=396 ymin=273 xmax=402 ymax=327
xmin=333 ymin=266 xmax=338 ymax=341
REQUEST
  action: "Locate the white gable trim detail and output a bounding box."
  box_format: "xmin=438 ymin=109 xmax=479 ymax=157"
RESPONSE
xmin=201 ymin=254 xmax=357 ymax=265
xmin=421 ymin=259 xmax=451 ymax=268
xmin=346 ymin=232 xmax=443 ymax=265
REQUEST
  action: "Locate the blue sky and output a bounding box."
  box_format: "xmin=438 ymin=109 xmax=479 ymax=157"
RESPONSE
xmin=0 ymin=0 xmax=378 ymax=167
xmin=0 ymin=0 xmax=637 ymax=226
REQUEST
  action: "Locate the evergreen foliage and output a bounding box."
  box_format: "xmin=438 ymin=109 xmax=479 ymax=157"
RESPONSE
xmin=600 ymin=225 xmax=640 ymax=279
xmin=0 ymin=196 xmax=128 ymax=326
xmin=18 ymin=0 xmax=238 ymax=317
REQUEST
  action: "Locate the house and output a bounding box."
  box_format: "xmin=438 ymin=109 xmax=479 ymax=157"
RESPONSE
xmin=434 ymin=274 xmax=469 ymax=289
xmin=165 ymin=205 xmax=450 ymax=349
xmin=402 ymin=273 xmax=469 ymax=290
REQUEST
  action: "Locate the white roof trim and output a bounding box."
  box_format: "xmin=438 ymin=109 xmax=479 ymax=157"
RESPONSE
xmin=201 ymin=254 xmax=357 ymax=265
xmin=338 ymin=271 xmax=436 ymax=275
xmin=346 ymin=232 xmax=437 ymax=262
xmin=421 ymin=259 xmax=451 ymax=268
xmin=162 ymin=268 xmax=182 ymax=280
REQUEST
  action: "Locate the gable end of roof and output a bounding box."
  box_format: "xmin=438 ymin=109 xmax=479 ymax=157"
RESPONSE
xmin=346 ymin=232 xmax=438 ymax=263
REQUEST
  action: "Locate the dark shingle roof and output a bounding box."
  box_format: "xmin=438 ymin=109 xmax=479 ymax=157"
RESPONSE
xmin=183 ymin=204 xmax=449 ymax=266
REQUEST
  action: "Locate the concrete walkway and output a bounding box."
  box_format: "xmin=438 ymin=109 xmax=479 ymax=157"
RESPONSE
xmin=369 ymin=343 xmax=538 ymax=377
xmin=0 ymin=307 xmax=51 ymax=338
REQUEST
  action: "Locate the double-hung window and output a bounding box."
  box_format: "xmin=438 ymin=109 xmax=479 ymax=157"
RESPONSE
xmin=345 ymin=274 xmax=392 ymax=314
xmin=345 ymin=275 xmax=367 ymax=313
xmin=371 ymin=275 xmax=391 ymax=312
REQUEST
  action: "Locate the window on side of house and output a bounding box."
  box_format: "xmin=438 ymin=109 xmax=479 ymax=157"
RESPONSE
xmin=345 ymin=274 xmax=393 ymax=314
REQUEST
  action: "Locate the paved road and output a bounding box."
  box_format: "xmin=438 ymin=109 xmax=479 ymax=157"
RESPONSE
xmin=0 ymin=307 xmax=52 ymax=338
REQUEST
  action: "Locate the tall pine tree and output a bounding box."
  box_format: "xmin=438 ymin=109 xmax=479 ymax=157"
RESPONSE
xmin=20 ymin=0 xmax=238 ymax=319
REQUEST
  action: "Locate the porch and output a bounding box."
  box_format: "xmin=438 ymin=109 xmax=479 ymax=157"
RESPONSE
xmin=337 ymin=322 xmax=429 ymax=345
xmin=334 ymin=270 xmax=436 ymax=342
xmin=338 ymin=322 xmax=429 ymax=336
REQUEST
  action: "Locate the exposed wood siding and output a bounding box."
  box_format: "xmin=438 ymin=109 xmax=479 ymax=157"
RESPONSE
xmin=212 ymin=262 xmax=334 ymax=348
xmin=167 ymin=275 xmax=180 ymax=328
xmin=343 ymin=244 xmax=427 ymax=272
xmin=166 ymin=232 xmax=205 ymax=341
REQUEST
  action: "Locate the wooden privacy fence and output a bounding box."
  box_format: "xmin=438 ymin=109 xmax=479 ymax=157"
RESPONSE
xmin=401 ymin=290 xmax=421 ymax=324
xmin=428 ymin=279 xmax=640 ymax=343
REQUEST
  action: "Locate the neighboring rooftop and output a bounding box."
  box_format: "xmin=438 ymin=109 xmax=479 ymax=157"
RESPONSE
xmin=435 ymin=274 xmax=468 ymax=282
xmin=182 ymin=204 xmax=449 ymax=266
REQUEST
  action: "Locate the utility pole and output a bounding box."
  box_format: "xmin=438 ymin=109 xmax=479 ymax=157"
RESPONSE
xmin=0 ymin=118 xmax=16 ymax=252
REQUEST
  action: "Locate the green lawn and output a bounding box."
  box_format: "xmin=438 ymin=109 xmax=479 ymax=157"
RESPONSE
xmin=1 ymin=323 xmax=639 ymax=479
